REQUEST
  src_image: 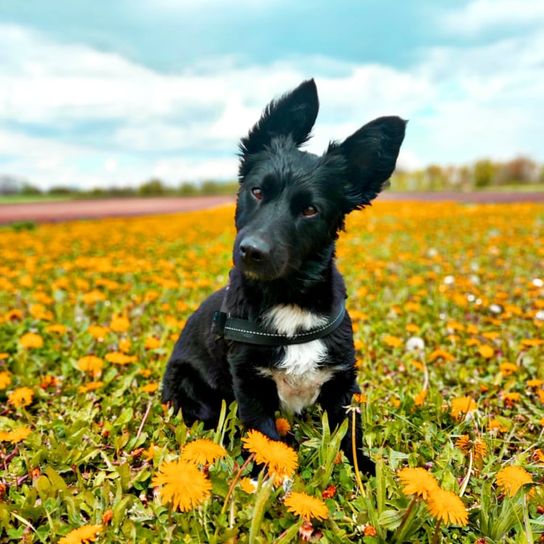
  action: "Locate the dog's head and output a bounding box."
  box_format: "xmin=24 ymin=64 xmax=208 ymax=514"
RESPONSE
xmin=233 ymin=79 xmax=406 ymax=282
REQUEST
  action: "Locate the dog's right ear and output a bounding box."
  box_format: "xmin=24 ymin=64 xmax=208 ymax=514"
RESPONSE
xmin=239 ymin=79 xmax=319 ymax=177
xmin=329 ymin=116 xmax=407 ymax=211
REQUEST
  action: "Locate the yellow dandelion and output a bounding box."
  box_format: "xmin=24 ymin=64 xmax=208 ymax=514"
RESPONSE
xmin=152 ymin=459 xmax=211 ymax=511
xmin=499 ymin=362 xmax=518 ymax=376
xmin=496 ymin=466 xmax=533 ymax=497
xmin=82 ymin=290 xmax=106 ymax=305
xmin=478 ymin=345 xmax=494 ymax=359
xmin=180 ymin=438 xmax=227 ymax=465
xmin=426 ymin=488 xmax=468 ymax=526
xmin=502 ymin=392 xmax=521 ymax=405
xmin=398 ymin=467 xmax=439 ymax=499
xmin=5 ymin=309 xmax=23 ymax=321
xmin=527 ymin=378 xmax=544 ymax=388
xmin=521 ymin=338 xmax=544 ymax=348
xmin=19 ymin=332 xmax=43 ymax=349
xmin=45 ymin=324 xmax=67 ymax=334
xmin=40 ymin=375 xmax=59 ymax=389
xmin=414 ymin=389 xmax=427 ymax=407
xmin=141 ymin=383 xmax=158 ymax=394
xmin=533 ymin=449 xmax=544 ymax=464
xmin=0 ymin=426 xmax=32 ymax=443
xmin=7 ymin=386 xmax=34 ymax=408
xmin=0 ymin=370 xmax=12 ymax=389
xmin=78 ymin=381 xmax=104 ymax=393
xmin=455 ymin=435 xmax=470 ymax=453
xmin=284 ymin=491 xmax=329 ymax=521
xmin=429 ymin=349 xmax=455 ymax=362
xmin=0 ymin=352 xmax=9 ymax=360
xmin=353 ymin=392 xmax=368 ymax=403
xmin=275 ymin=417 xmax=291 ymax=437
xmin=473 ymin=439 xmax=487 ymax=461
xmin=242 ymin=430 xmax=298 ymax=481
xmin=143 ymin=444 xmax=156 ymax=461
xmin=455 ymin=435 xmax=487 ymax=461
xmin=77 ymin=356 xmax=104 ymax=377
xmin=239 ymin=477 xmax=257 ymax=494
xmin=58 ymin=524 xmax=102 ymax=544
xmin=383 ymin=335 xmax=403 ymax=348
xmin=105 ymin=352 xmax=137 ymax=365
xmin=144 ymin=337 xmax=161 ymax=350
xmin=110 ymin=316 xmax=130 ymax=332
xmin=450 ymin=396 xmax=477 ymax=419
xmin=488 ymin=418 xmax=508 ymax=433
xmin=118 ymin=338 xmax=132 ymax=353
xmin=87 ymin=325 xmax=108 ymax=340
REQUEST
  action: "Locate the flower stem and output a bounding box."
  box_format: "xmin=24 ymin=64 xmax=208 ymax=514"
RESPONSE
xmin=221 ymin=453 xmax=254 ymax=516
xmin=459 ymin=450 xmax=473 ymax=497
xmin=523 ymin=493 xmax=534 ymax=544
xmin=394 ymin=497 xmax=418 ymax=543
xmin=431 ymin=519 xmax=442 ymax=544
xmin=422 ymin=356 xmax=429 ymax=391
xmin=351 ymin=409 xmax=366 ymax=497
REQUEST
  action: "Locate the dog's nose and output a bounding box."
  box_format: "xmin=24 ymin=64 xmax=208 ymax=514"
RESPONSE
xmin=240 ymin=237 xmax=270 ymax=263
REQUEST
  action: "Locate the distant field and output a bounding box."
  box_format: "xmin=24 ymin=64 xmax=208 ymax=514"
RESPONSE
xmin=0 ymin=195 xmax=74 ymax=205
xmin=1 ymin=184 xmax=543 ymax=206
xmin=476 ymin=183 xmax=544 ymax=192
xmin=387 ymin=184 xmax=544 ymax=194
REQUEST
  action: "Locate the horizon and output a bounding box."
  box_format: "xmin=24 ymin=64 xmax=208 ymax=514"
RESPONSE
xmin=1 ymin=0 xmax=544 ymax=190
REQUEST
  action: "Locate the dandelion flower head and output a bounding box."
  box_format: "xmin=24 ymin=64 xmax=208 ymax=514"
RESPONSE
xmin=180 ymin=438 xmax=227 ymax=465
xmin=152 ymin=459 xmax=211 ymax=512
xmin=426 ymin=488 xmax=468 ymax=526
xmin=496 ymin=466 xmax=532 ymax=497
xmin=59 ymin=524 xmax=102 ymax=544
xmin=284 ymin=491 xmax=329 ymax=521
xmin=242 ymin=430 xmax=298 ymax=481
xmin=398 ymin=467 xmax=439 ymax=499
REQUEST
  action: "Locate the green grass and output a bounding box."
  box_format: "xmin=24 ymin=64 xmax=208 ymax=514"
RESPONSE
xmin=0 ymin=202 xmax=542 ymax=543
xmin=0 ymin=195 xmax=75 ymax=205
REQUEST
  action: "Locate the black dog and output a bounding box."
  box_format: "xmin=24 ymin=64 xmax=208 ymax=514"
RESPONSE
xmin=162 ymin=79 xmax=405 ymax=473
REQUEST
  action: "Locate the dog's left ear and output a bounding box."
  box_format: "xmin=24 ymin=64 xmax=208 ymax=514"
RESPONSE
xmin=330 ymin=116 xmax=407 ymax=210
xmin=239 ymin=79 xmax=319 ymax=177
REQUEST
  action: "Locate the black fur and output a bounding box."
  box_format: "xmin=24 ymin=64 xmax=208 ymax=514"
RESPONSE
xmin=162 ymin=79 xmax=406 ymax=474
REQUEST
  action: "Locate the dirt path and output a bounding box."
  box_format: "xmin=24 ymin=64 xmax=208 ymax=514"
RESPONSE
xmin=1 ymin=192 xmax=543 ymax=224
xmin=0 ymin=195 xmax=234 ymax=224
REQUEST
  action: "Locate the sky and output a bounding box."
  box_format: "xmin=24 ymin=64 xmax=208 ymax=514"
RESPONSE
xmin=1 ymin=0 xmax=543 ymax=189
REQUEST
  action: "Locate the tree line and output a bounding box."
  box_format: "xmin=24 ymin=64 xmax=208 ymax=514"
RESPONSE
xmin=1 ymin=156 xmax=543 ymax=196
xmin=392 ymin=156 xmax=543 ymax=191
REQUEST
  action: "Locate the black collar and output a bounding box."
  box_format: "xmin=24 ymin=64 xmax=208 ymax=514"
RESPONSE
xmin=212 ymin=302 xmax=345 ymax=346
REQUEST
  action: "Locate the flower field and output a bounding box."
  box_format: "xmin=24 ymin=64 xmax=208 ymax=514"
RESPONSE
xmin=0 ymin=201 xmax=543 ymax=543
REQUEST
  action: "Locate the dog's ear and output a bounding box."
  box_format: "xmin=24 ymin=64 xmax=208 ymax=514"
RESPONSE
xmin=239 ymin=79 xmax=319 ymax=173
xmin=329 ymin=116 xmax=406 ymax=210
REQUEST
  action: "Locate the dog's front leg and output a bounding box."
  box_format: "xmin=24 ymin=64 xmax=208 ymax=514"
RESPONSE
xmin=230 ymin=360 xmax=281 ymax=441
xmin=318 ymin=372 xmax=375 ymax=476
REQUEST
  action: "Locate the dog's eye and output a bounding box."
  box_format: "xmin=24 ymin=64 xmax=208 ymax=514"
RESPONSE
xmin=251 ymin=187 xmax=263 ymax=201
xmin=302 ymin=205 xmax=318 ymax=217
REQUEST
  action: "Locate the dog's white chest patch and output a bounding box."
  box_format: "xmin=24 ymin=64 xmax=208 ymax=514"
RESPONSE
xmin=261 ymin=304 xmax=333 ymax=413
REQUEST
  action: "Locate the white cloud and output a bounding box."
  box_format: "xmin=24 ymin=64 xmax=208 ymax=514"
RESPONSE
xmin=104 ymin=159 xmax=118 ymax=173
xmin=442 ymin=0 xmax=544 ymax=36
xmin=0 ymin=22 xmax=543 ymax=188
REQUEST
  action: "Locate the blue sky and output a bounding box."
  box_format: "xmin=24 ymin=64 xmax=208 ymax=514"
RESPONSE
xmin=1 ymin=0 xmax=543 ymax=189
